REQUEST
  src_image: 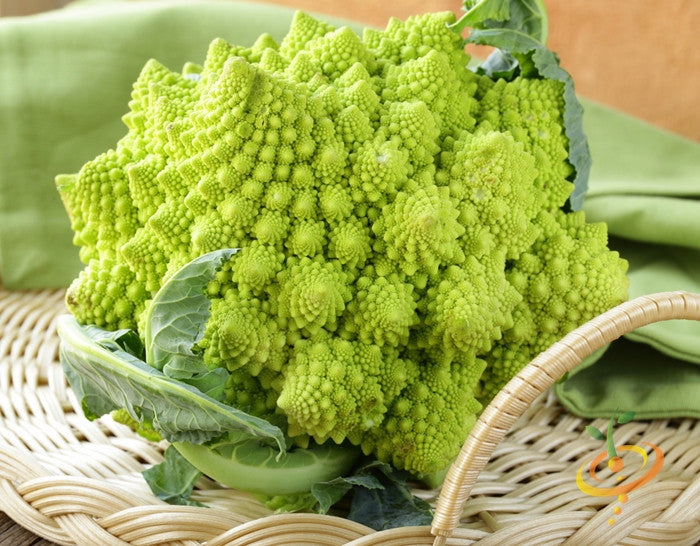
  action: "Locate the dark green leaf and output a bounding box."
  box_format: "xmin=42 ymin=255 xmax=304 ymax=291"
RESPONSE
xmin=83 ymin=325 xmax=144 ymax=359
xmin=345 ymin=461 xmax=433 ymax=531
xmin=312 ymin=470 xmax=383 ymax=514
xmin=142 ymin=445 xmax=204 ymax=506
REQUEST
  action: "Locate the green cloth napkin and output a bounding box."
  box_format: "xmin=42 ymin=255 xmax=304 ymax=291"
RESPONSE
xmin=1 ymin=1 xmax=699 ymax=418
xmin=554 ymin=103 xmax=700 ymax=419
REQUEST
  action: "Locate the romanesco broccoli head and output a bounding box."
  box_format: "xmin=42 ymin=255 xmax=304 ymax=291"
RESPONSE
xmin=58 ymin=10 xmax=628 ymax=476
xmin=277 ymin=337 xmax=407 ymax=446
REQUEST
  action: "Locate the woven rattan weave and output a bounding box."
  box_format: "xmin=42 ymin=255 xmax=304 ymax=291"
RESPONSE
xmin=1 ymin=288 xmax=699 ymax=545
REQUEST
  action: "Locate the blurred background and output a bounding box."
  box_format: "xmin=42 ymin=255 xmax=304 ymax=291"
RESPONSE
xmin=1 ymin=0 xmax=698 ymax=141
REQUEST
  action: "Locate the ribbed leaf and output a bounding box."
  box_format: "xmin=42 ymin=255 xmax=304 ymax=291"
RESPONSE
xmin=143 ymin=248 xmax=238 ymax=377
xmin=57 ymin=314 xmax=285 ymax=450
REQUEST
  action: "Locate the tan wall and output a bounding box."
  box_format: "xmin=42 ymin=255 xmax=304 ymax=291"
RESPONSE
xmin=545 ymin=0 xmax=699 ymax=142
xmin=0 ymin=0 xmax=69 ymax=16
xmin=2 ymin=0 xmax=698 ymax=141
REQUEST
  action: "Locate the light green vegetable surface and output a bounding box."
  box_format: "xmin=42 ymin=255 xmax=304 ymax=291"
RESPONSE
xmin=55 ymin=0 xmax=629 ymax=525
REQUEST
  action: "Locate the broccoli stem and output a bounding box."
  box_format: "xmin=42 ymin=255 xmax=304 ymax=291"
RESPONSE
xmin=173 ymin=435 xmax=360 ymax=495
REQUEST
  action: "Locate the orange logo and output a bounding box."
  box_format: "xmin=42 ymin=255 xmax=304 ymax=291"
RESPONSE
xmin=576 ymin=411 xmax=664 ymax=525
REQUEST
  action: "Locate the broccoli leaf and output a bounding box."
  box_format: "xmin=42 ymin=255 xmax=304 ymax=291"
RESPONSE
xmin=143 ymin=248 xmax=238 ymax=377
xmin=86 ymin=326 xmax=145 ymax=359
xmin=453 ymin=0 xmax=590 ymax=210
xmin=345 ymin=461 xmax=434 ymax=531
xmin=181 ymin=368 xmax=230 ymax=402
xmin=311 ymin=465 xmax=384 ymax=515
xmin=142 ymin=445 xmax=205 ymax=506
xmin=454 ymin=0 xmax=548 ymax=44
xmin=57 ymin=314 xmax=285 ymax=449
xmin=308 ymin=460 xmax=434 ymax=530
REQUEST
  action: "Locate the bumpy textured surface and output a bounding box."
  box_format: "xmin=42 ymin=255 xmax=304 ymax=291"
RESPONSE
xmin=58 ymin=11 xmax=629 ymax=474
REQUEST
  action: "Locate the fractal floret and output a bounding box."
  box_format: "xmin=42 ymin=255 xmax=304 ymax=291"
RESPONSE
xmin=57 ymin=10 xmax=628 ymax=477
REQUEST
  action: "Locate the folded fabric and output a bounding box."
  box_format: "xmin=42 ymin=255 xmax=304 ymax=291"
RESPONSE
xmin=1 ymin=1 xmax=698 ymax=419
xmin=554 ymin=103 xmax=700 ymax=419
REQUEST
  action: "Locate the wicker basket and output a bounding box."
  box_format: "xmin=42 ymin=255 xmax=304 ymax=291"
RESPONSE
xmin=0 ymin=288 xmax=698 ymax=545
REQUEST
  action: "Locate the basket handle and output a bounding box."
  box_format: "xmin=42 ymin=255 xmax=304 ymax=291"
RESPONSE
xmin=430 ymin=291 xmax=700 ymax=544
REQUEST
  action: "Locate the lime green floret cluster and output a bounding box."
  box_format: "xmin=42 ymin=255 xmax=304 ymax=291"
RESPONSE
xmin=57 ymin=11 xmax=628 ymax=475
